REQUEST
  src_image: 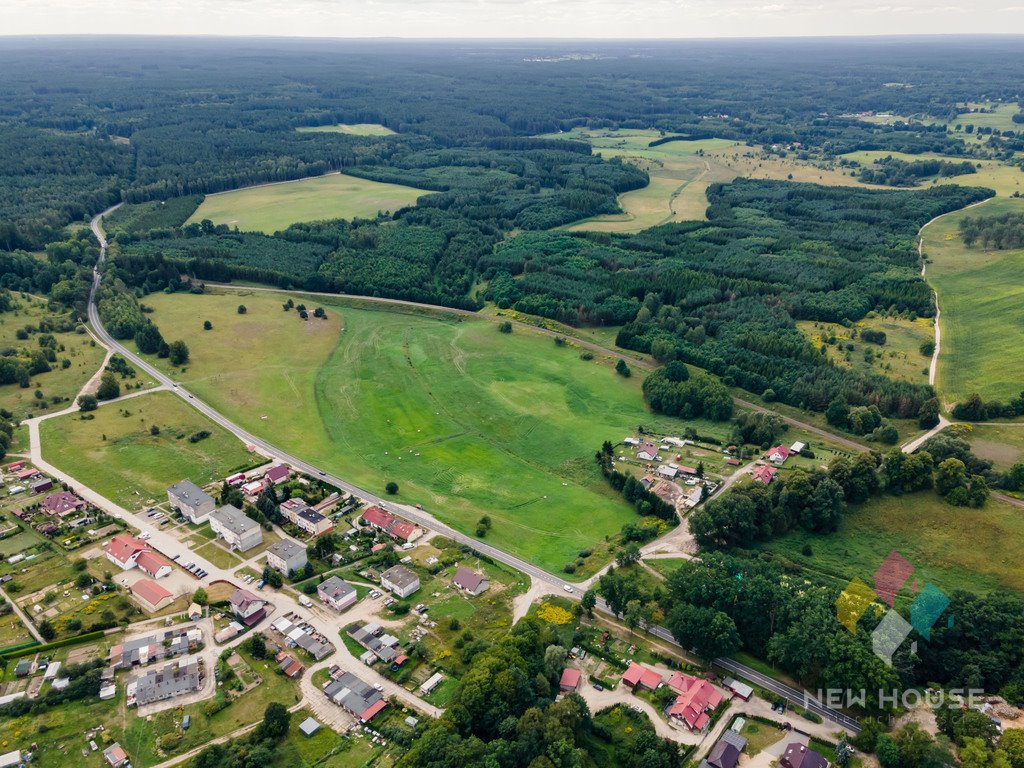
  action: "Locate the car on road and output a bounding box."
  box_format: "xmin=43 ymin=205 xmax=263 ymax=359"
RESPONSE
xmin=563 ymin=585 xmax=574 ymax=594
xmin=374 ymin=682 xmax=384 ymax=692
xmin=139 ymin=532 xmax=151 ymax=540
xmin=183 ymin=562 xmax=194 ymax=569
xmin=369 ymin=590 xmax=381 ymax=600
xmin=171 ymin=553 xmax=180 ymax=561
xmin=317 ymin=470 xmax=326 ymax=476
xmin=592 ymin=683 xmax=604 ymax=692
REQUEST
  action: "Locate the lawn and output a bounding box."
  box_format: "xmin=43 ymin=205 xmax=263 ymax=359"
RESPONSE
xmin=296 ymin=122 xmax=396 ymax=136
xmin=194 ymin=541 xmax=243 ymax=569
xmin=268 ymin=707 xmax=391 ymax=767
xmin=39 ymin=390 xmax=255 ymax=511
xmin=645 ymin=558 xmax=688 ymax=579
xmin=756 ymin=490 xmax=1024 ymax=596
xmin=797 ymin=315 xmax=934 ymax=384
xmin=0 ymin=295 xmax=107 ymax=421
xmin=739 ymin=718 xmax=787 ymax=755
xmin=125 ymin=288 xmax=732 ymax=576
xmin=185 ymin=172 xmax=425 ymax=234
xmin=923 ymin=196 xmax=1024 ymax=403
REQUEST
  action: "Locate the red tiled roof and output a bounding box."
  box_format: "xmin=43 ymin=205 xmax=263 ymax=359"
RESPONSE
xmin=768 ymin=445 xmax=792 ymax=460
xmin=394 ymin=654 xmax=408 ymax=666
xmin=560 ymin=667 xmax=582 ymax=690
xmin=388 ymin=520 xmax=417 ymax=541
xmin=265 ymin=465 xmax=290 ymax=483
xmin=677 ymin=466 xmax=698 ymax=475
xmin=104 ymin=534 xmax=149 ymax=565
xmin=135 ymin=551 xmax=171 ymax=577
xmin=241 ymin=607 xmax=267 ymax=627
xmin=131 ymin=578 xmax=172 ymax=606
xmin=622 ymin=662 xmax=664 ymax=690
xmin=752 ymin=465 xmax=777 ymax=484
xmin=362 ymin=505 xmax=394 ymax=529
xmin=16 ymin=468 xmax=39 ymax=480
xmin=360 ymin=699 xmax=387 ymax=722
xmin=666 ymin=674 xmax=723 ymax=730
xmin=230 ymin=588 xmax=263 ymax=610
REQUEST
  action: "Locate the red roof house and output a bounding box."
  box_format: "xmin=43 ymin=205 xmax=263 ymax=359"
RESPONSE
xmin=621 ymin=662 xmax=664 ymax=691
xmin=560 ymin=667 xmax=582 ymax=692
xmin=136 ymin=551 xmax=172 ymax=579
xmin=43 ymin=491 xmax=88 ymax=517
xmin=131 ymin=578 xmax=174 ymax=612
xmin=361 ymin=505 xmax=421 ymax=542
xmin=666 ymin=674 xmax=723 ymax=732
xmin=766 ymin=445 xmax=792 ymax=465
xmin=752 ymin=465 xmax=778 ymax=484
xmin=16 ymin=467 xmax=40 ymax=481
xmin=104 ymin=534 xmax=150 ymax=570
xmin=6 ymin=460 xmax=26 ymax=472
xmin=264 ymin=464 xmax=291 ymax=484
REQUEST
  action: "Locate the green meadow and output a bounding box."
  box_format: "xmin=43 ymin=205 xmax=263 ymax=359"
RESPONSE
xmin=923 ymin=196 xmax=1024 ymax=403
xmin=756 ymin=490 xmax=1024 ymax=596
xmin=952 ymin=103 xmax=1022 ymax=133
xmin=41 ymin=390 xmax=255 ymax=510
xmin=127 ymin=289 xmax=734 ymax=576
xmin=185 ymin=172 xmax=425 ymax=234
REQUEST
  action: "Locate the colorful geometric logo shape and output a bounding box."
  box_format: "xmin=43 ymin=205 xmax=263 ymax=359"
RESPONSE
xmin=836 ymin=549 xmax=951 ymax=665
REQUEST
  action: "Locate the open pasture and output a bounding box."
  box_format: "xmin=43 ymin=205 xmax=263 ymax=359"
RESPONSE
xmin=798 ymin=315 xmax=934 ymax=384
xmin=185 ymin=172 xmax=425 ymax=234
xmin=40 ymin=390 xmax=255 ymax=511
xmin=127 ymin=289 xmax=735 ymax=576
xmin=840 ymin=150 xmax=1024 ymax=197
xmin=922 ymin=196 xmax=1024 ymax=403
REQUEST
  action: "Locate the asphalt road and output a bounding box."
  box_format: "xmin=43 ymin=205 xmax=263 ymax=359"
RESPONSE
xmin=88 ymin=208 xmax=860 ymax=733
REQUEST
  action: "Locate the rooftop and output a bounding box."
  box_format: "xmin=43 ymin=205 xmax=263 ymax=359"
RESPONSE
xmin=211 ymin=504 xmax=260 ymax=536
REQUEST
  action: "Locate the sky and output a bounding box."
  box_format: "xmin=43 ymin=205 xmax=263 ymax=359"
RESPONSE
xmin=4 ymin=0 xmax=1024 ymax=38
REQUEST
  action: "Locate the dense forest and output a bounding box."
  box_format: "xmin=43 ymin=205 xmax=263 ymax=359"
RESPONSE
xmin=3 ymin=37 xmax=1024 ymax=247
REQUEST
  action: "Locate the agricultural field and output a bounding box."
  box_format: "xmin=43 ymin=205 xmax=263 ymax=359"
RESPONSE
xmin=756 ymin=490 xmax=1024 ymax=596
xmin=0 ymin=295 xmax=107 ymax=421
xmin=125 ymin=288 xmax=736 ymax=576
xmin=923 ymin=196 xmax=1024 ymax=403
xmin=296 ymin=122 xmax=396 ymax=136
xmin=797 ymin=315 xmax=934 ymax=384
xmin=185 ymin=172 xmax=425 ymax=234
xmin=39 ymin=391 xmax=255 ymax=511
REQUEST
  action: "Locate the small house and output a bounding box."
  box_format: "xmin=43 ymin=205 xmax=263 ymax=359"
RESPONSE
xmin=766 ymin=445 xmax=792 ymax=465
xmin=559 ymin=667 xmax=582 ymax=692
xmin=103 ymin=743 xmax=130 ymax=768
xmin=621 ymin=662 xmax=664 ymax=691
xmin=637 ymin=444 xmax=659 ymax=461
xmin=752 ymin=465 xmax=777 ymax=485
xmin=452 ymin=566 xmax=489 ymax=596
xmin=131 ymin=578 xmax=174 ymax=613
xmin=317 ymin=575 xmax=358 ymax=612
xmin=779 ymin=743 xmax=830 ymax=768
xmin=380 ymin=564 xmax=420 ymax=598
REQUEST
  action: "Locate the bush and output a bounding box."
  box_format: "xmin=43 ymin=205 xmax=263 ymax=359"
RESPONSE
xmin=498 ymin=321 xmax=512 ymax=334
xmin=237 ymin=305 xmax=247 ymax=314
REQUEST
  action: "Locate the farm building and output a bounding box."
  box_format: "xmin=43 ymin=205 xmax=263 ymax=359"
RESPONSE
xmin=130 ymin=578 xmax=174 ymax=613
xmin=136 ymin=551 xmax=172 ymax=579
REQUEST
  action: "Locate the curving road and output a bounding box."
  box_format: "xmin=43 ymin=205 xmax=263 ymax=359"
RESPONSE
xmin=87 ymin=209 xmax=861 ymax=733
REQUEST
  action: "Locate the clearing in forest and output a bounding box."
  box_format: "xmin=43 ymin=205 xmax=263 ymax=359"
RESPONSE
xmin=185 ymin=172 xmax=425 ymax=234
xmin=296 ymin=123 xmax=396 ymax=136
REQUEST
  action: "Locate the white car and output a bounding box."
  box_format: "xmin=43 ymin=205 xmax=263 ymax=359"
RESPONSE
xmin=374 ymin=682 xmax=384 ymax=692
xmin=563 ymin=585 xmax=574 ymax=594
xmin=139 ymin=532 xmax=151 ymax=540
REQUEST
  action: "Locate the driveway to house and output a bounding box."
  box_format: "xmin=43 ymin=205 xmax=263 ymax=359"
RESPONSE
xmin=575 ymin=683 xmax=705 ymax=745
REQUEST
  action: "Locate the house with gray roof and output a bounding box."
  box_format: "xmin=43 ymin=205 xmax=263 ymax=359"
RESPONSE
xmin=380 ymin=564 xmax=420 ymax=598
xmin=323 ymin=670 xmax=387 ymax=722
xmin=128 ymin=656 xmax=201 ymax=707
xmin=266 ymin=539 xmax=307 ymax=575
xmin=699 ymin=730 xmax=748 ymax=768
xmin=210 ymin=505 xmax=263 ymax=551
xmin=318 ymin=575 xmax=357 ymax=612
xmin=167 ymin=480 xmax=216 ymax=524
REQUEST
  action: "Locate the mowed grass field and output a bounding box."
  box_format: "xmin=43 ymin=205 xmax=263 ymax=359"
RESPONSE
xmin=952 ymin=103 xmax=1022 ymax=133
xmin=922 ymin=196 xmax=1024 ymax=403
xmin=296 ymin=122 xmax=396 ymax=136
xmin=186 ymin=172 xmax=425 ymax=234
xmin=965 ymin=424 xmax=1024 ymax=471
xmin=40 ymin=390 xmax=255 ymax=510
xmin=129 ymin=289 xmax=726 ymax=576
xmin=757 ymin=490 xmax=1024 ymax=596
